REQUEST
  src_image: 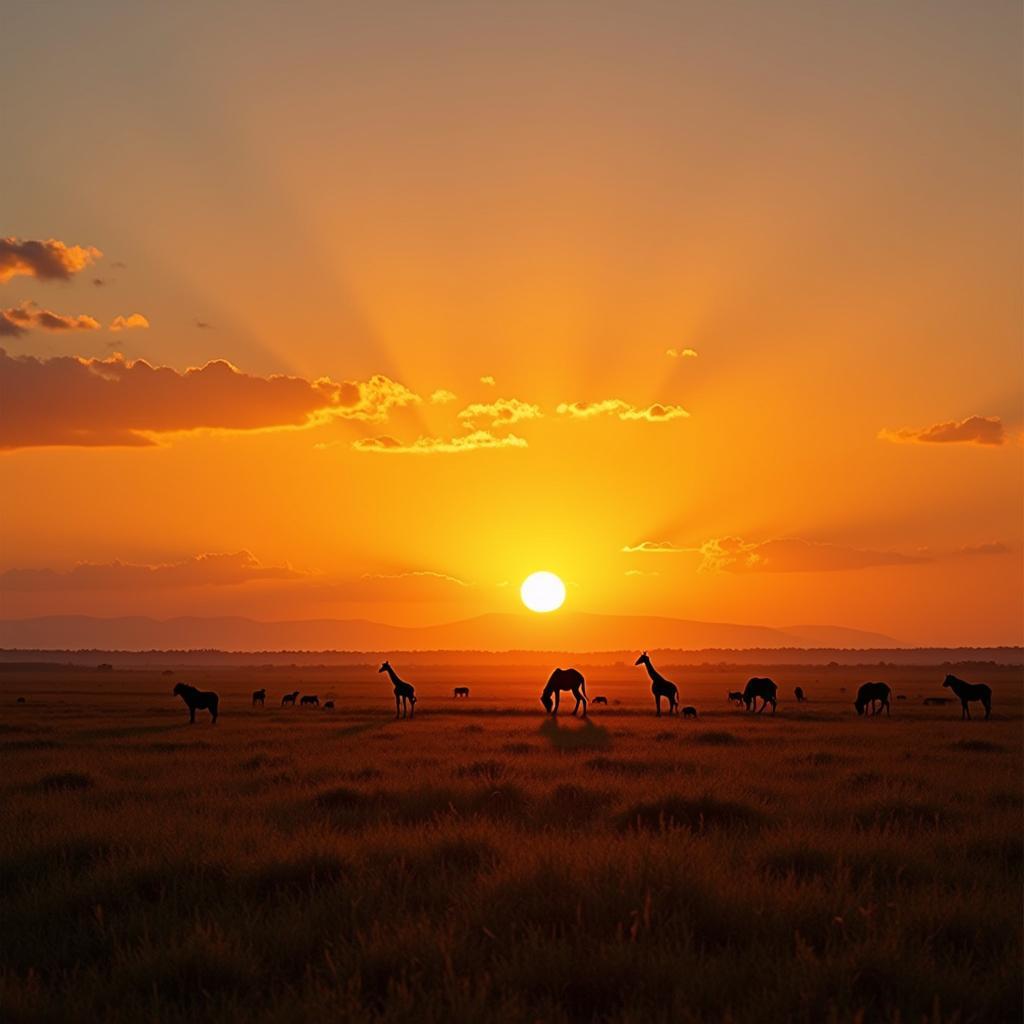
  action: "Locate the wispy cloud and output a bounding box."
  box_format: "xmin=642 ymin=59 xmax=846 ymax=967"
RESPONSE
xmin=109 ymin=313 xmax=150 ymax=332
xmin=429 ymin=389 xmax=456 ymax=404
xmin=0 ymin=551 xmax=305 ymax=591
xmin=694 ymin=536 xmax=924 ymax=573
xmin=0 ymin=237 xmax=101 ymax=283
xmin=621 ymin=540 xmax=685 ymax=553
xmin=480 ymin=375 xmax=496 ymax=386
xmin=879 ymin=415 xmax=1005 ymax=446
xmin=350 ymin=430 xmax=527 ymax=454
xmin=360 ymin=569 xmax=470 ymax=587
xmin=558 ymin=399 xmax=689 ymax=422
xmin=0 ymin=301 xmax=100 ymax=336
xmin=666 ymin=347 xmax=698 ymax=358
xmin=457 ymin=397 xmax=542 ymax=427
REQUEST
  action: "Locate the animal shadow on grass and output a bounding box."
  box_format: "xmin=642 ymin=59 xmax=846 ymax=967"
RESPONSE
xmin=539 ymin=716 xmax=611 ymax=751
xmin=36 ymin=771 xmax=94 ymax=793
xmin=692 ymin=730 xmax=742 ymax=746
xmin=617 ymin=795 xmax=764 ymax=834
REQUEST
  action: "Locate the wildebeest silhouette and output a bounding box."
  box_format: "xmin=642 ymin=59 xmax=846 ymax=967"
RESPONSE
xmin=323 ymin=700 xmax=335 ymax=710
xmin=252 ymin=688 xmax=266 ymax=707
xmin=682 ymin=706 xmax=698 ymax=719
xmin=743 ymin=677 xmax=777 ymax=713
xmin=635 ymin=652 xmax=679 ymax=716
xmin=943 ymin=674 xmax=992 ymax=720
xmin=300 ymin=695 xmax=319 ymax=707
xmin=379 ymin=661 xmax=416 ymax=718
xmin=854 ymin=681 xmax=890 ymax=717
xmin=281 ymin=691 xmax=299 ymax=707
xmin=172 ymin=682 xmax=218 ymax=724
xmin=727 ymin=690 xmax=745 ymax=706
xmin=16 ymin=696 xmax=25 ymax=704
xmin=923 ymin=696 xmax=951 ymax=706
xmin=541 ymin=668 xmax=588 ymax=716
xmin=453 ymin=686 xmax=470 ymax=698
xmin=591 ymin=695 xmax=608 ymax=705
xmin=794 ymin=686 xmax=806 ymax=702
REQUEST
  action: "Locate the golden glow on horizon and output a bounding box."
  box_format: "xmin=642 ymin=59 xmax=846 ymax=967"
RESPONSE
xmin=520 ymin=572 xmax=566 ymax=614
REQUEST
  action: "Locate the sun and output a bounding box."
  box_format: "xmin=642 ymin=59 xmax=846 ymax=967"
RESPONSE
xmin=520 ymin=571 xmax=566 ymax=613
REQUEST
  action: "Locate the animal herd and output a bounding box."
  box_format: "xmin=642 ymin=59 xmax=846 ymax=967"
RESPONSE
xmin=170 ymin=655 xmax=996 ymax=727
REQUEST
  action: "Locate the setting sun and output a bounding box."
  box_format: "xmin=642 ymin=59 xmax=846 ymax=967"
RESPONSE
xmin=520 ymin=571 xmax=566 ymax=614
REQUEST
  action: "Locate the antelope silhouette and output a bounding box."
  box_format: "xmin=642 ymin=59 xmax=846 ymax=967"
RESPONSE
xmin=541 ymin=668 xmax=588 ymax=716
xmin=252 ymin=688 xmax=266 ymax=707
xmin=379 ymin=661 xmax=416 ymax=718
xmin=281 ymin=691 xmax=299 ymax=707
xmin=942 ymin=674 xmax=992 ymax=720
xmin=635 ymin=652 xmax=679 ymax=716
xmin=854 ymin=681 xmax=891 ymax=717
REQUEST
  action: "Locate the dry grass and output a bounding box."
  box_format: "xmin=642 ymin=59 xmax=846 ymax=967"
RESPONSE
xmin=0 ymin=663 xmax=1021 ymax=1023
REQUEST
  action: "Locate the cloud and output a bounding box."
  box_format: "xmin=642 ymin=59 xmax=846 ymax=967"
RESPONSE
xmin=879 ymin=416 xmax=1005 ymax=446
xmin=621 ymin=540 xmax=685 ymax=553
xmin=666 ymin=348 xmax=698 ymax=358
xmin=351 ymin=430 xmax=527 ymax=454
xmin=0 ymin=237 xmax=102 ymax=283
xmin=694 ymin=536 xmax=924 ymax=573
xmin=624 ymin=569 xmax=660 ymax=576
xmin=558 ymin=399 xmax=689 ymax=422
xmin=480 ymin=375 xmax=496 ymax=386
xmin=954 ymin=542 xmax=1011 ymax=557
xmin=360 ymin=569 xmax=470 ymax=587
xmin=0 ymin=349 xmax=419 ymax=449
xmin=109 ymin=313 xmax=150 ymax=331
xmin=619 ymin=403 xmax=689 ymax=422
xmin=0 ymin=551 xmax=305 ymax=591
xmin=0 ymin=301 xmax=101 ymax=337
xmin=457 ymin=397 xmax=543 ymax=427
xmin=429 ymin=389 xmax=456 ymax=404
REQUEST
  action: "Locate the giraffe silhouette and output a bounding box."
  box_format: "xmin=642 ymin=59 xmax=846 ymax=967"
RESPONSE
xmin=635 ymin=652 xmax=679 ymax=716
xmin=379 ymin=660 xmax=417 ymax=718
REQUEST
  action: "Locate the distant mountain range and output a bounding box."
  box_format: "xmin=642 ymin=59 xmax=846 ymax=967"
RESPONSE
xmin=0 ymin=613 xmax=904 ymax=652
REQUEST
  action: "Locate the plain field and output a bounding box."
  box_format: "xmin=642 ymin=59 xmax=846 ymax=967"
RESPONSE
xmin=1 ymin=661 xmax=1021 ymax=1023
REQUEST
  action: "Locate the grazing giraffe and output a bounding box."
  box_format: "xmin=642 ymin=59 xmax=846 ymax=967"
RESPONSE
xmin=634 ymin=652 xmax=679 ymax=717
xmin=379 ymin=660 xmax=417 ymax=718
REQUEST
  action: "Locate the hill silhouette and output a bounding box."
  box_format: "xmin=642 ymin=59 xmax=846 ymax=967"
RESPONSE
xmin=0 ymin=612 xmax=903 ymax=653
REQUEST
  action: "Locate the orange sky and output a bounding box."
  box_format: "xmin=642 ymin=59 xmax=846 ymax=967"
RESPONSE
xmin=1 ymin=2 xmax=1021 ymax=646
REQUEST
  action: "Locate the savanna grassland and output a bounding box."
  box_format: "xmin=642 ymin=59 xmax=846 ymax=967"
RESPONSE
xmin=1 ymin=661 xmax=1021 ymax=1024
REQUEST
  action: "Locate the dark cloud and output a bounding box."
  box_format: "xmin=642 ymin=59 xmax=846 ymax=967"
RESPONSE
xmin=879 ymin=416 xmax=1005 ymax=446
xmin=0 ymin=350 xmax=420 ymax=449
xmin=0 ymin=301 xmax=100 ymax=336
xmin=0 ymin=237 xmax=102 ymax=283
